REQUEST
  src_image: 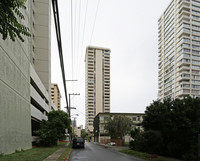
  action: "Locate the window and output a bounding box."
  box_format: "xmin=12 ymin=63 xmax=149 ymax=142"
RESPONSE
xmin=132 ymin=117 xmax=136 ymax=121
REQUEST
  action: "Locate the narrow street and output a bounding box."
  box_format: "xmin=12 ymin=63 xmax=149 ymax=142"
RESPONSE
xmin=69 ymin=142 xmax=146 ymax=161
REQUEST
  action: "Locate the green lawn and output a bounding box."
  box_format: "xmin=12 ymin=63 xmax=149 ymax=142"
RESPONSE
xmin=120 ymin=149 xmax=183 ymax=161
xmin=0 ymin=143 xmax=66 ymax=161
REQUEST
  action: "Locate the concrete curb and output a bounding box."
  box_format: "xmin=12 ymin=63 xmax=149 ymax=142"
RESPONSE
xmin=65 ymin=149 xmax=71 ymax=161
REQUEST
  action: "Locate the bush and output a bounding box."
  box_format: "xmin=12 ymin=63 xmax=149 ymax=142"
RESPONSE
xmin=129 ymin=140 xmax=135 ymax=149
xmin=35 ymin=111 xmax=71 ymax=146
xmin=141 ymin=97 xmax=200 ymax=159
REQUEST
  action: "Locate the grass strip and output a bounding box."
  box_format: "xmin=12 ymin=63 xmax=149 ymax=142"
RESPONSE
xmin=120 ymin=149 xmax=183 ymax=161
xmin=0 ymin=142 xmax=65 ymax=161
xmin=57 ymin=144 xmax=72 ymax=161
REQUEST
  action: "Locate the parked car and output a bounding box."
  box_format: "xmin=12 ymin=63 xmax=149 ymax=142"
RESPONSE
xmin=72 ymin=137 xmax=85 ymax=148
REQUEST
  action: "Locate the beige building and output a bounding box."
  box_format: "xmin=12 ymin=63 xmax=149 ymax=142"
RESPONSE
xmin=51 ymin=83 xmax=61 ymax=110
xmin=158 ymin=0 xmax=200 ymax=100
xmin=94 ymin=113 xmax=144 ymax=144
xmin=0 ymin=0 xmax=57 ymax=154
xmin=73 ymin=126 xmax=83 ymax=138
xmin=85 ymin=46 xmax=111 ymax=133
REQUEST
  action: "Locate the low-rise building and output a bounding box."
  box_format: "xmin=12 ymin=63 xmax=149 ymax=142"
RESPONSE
xmin=93 ymin=113 xmax=144 ymax=145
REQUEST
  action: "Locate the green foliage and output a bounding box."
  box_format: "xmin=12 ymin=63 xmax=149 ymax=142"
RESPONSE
xmin=35 ymin=110 xmax=71 ymax=146
xmin=135 ymin=97 xmax=200 ymax=160
xmin=132 ymin=130 xmax=164 ymax=154
xmin=105 ymin=115 xmax=133 ymax=139
xmin=81 ymin=129 xmax=88 ymax=139
xmin=130 ymin=128 xmax=140 ymax=139
xmin=0 ymin=153 xmax=4 ymax=157
xmin=0 ymin=0 xmax=31 ymax=42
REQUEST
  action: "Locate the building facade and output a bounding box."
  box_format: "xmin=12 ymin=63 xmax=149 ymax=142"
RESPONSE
xmin=93 ymin=113 xmax=144 ymax=144
xmin=0 ymin=0 xmax=57 ymax=154
xmin=85 ymin=46 xmax=111 ymax=133
xmin=158 ymin=0 xmax=200 ymax=100
xmin=51 ymin=83 xmax=61 ymax=110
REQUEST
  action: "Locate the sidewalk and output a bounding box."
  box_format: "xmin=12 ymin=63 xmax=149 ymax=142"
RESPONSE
xmin=43 ymin=142 xmax=70 ymax=161
xmin=94 ymin=142 xmax=129 ymax=152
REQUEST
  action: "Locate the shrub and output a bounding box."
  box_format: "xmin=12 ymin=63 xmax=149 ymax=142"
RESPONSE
xmin=129 ymin=140 xmax=135 ymax=149
xmin=35 ymin=111 xmax=71 ymax=146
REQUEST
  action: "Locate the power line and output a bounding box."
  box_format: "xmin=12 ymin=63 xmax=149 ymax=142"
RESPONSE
xmin=80 ymin=0 xmax=89 ymax=57
xmin=90 ymin=0 xmax=101 ymax=44
xmin=52 ymin=0 xmax=69 ymax=110
xmin=76 ymin=0 xmax=89 ymax=85
xmin=71 ymin=0 xmax=74 ymax=92
xmin=75 ymin=0 xmax=82 ymax=80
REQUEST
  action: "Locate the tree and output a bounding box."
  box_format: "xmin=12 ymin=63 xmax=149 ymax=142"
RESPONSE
xmin=35 ymin=110 xmax=71 ymax=146
xmin=138 ymin=97 xmax=200 ymax=160
xmin=105 ymin=115 xmax=133 ymax=139
xmin=81 ymin=129 xmax=88 ymax=139
xmin=0 ymin=0 xmax=30 ymax=42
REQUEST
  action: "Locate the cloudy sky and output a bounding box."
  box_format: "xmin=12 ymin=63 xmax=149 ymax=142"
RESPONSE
xmin=51 ymin=0 xmax=172 ymax=127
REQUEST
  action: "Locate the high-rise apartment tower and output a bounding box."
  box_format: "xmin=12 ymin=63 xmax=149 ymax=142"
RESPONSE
xmin=51 ymin=83 xmax=62 ymax=110
xmin=158 ymin=0 xmax=200 ymax=100
xmin=85 ymin=46 xmax=111 ymax=133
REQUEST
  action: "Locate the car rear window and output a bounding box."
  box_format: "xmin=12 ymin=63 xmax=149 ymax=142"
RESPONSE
xmin=77 ymin=138 xmax=84 ymax=142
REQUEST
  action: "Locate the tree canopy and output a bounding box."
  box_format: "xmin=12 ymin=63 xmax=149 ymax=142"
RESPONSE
xmin=0 ymin=0 xmax=30 ymax=42
xmin=35 ymin=110 xmax=71 ymax=146
xmin=105 ymin=115 xmax=133 ymax=139
xmin=132 ymin=97 xmax=200 ymax=160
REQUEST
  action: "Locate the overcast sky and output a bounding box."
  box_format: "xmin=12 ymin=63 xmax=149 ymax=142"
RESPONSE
xmin=51 ymin=0 xmax=172 ymax=127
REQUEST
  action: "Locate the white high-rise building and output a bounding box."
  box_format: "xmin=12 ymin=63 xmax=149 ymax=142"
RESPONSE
xmin=85 ymin=46 xmax=111 ymax=133
xmin=158 ymin=0 xmax=200 ymax=100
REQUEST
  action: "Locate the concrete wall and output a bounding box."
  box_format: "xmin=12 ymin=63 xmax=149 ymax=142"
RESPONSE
xmin=95 ymin=49 xmax=103 ymax=115
xmin=0 ymin=0 xmax=52 ymax=154
xmin=33 ymin=0 xmax=51 ymax=93
xmin=0 ymin=2 xmax=32 ymax=153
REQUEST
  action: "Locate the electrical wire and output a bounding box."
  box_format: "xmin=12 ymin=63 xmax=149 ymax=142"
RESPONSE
xmin=90 ymin=0 xmax=100 ymax=44
xmin=80 ymin=0 xmax=89 ymax=58
xmin=71 ymin=0 xmax=74 ymax=93
xmin=75 ymin=0 xmax=82 ymax=80
xmin=51 ymin=0 xmax=69 ymax=111
xmin=76 ymin=0 xmax=89 ymax=87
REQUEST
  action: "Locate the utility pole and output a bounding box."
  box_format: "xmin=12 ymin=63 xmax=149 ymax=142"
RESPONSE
xmin=68 ymin=93 xmax=80 ymax=117
xmin=65 ymin=80 xmax=79 ymax=117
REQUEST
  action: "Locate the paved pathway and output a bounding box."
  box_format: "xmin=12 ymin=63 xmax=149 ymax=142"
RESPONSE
xmin=94 ymin=142 xmax=130 ymax=151
xmin=43 ymin=143 xmax=69 ymax=161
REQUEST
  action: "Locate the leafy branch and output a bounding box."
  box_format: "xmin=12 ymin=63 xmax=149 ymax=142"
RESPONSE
xmin=0 ymin=0 xmax=31 ymax=42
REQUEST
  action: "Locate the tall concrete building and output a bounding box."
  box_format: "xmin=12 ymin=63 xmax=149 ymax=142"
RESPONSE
xmin=158 ymin=0 xmax=200 ymax=100
xmin=51 ymin=83 xmax=61 ymax=110
xmin=0 ymin=0 xmax=57 ymax=154
xmin=85 ymin=46 xmax=111 ymax=133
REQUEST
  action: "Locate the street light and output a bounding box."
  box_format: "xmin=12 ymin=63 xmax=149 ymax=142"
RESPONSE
xmin=71 ymin=114 xmax=79 ymax=117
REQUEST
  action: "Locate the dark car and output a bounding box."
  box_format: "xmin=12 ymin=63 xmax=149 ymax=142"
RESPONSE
xmin=72 ymin=137 xmax=85 ymax=148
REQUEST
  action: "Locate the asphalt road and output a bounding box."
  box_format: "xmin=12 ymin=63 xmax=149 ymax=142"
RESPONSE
xmin=69 ymin=142 xmax=146 ymax=161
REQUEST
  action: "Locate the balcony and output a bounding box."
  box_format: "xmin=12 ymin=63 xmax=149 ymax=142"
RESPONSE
xmin=176 ymin=89 xmax=190 ymax=96
xmin=31 ymin=105 xmax=47 ymax=121
xmin=30 ymin=85 xmax=49 ymax=112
